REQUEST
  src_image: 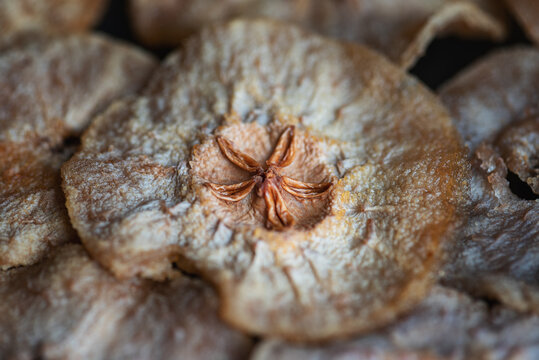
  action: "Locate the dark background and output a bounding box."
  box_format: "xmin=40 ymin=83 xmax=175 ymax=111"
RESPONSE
xmin=95 ymin=0 xmax=532 ymax=91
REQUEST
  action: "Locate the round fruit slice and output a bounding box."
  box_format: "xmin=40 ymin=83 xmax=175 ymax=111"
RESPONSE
xmin=0 ymin=244 xmax=252 ymax=359
xmin=0 ymin=34 xmax=156 ymax=269
xmin=63 ymin=20 xmax=469 ymax=340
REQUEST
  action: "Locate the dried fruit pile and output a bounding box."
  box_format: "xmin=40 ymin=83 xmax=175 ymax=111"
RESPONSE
xmin=0 ymin=1 xmax=537 ymax=359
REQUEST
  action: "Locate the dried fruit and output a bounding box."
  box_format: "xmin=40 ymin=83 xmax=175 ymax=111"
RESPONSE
xmin=252 ymin=286 xmax=539 ymax=359
xmin=496 ymin=116 xmax=539 ymax=195
xmin=439 ymin=47 xmax=539 ymax=313
xmin=0 ymin=0 xmax=109 ymax=46
xmin=0 ymin=244 xmax=252 ymax=359
xmin=505 ymin=0 xmax=539 ymax=45
xmin=63 ymin=20 xmax=469 ymax=340
xmin=0 ymin=34 xmax=156 ymax=269
xmin=129 ymin=0 xmax=506 ymax=68
xmin=201 ymin=125 xmax=334 ymax=230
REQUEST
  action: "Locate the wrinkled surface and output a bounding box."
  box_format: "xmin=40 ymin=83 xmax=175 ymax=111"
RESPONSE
xmin=0 ymin=34 xmax=156 ymax=269
xmin=496 ymin=117 xmax=538 ymax=194
xmin=190 ymin=122 xmax=335 ymax=230
xmin=129 ymin=0 xmax=506 ymax=68
xmin=0 ymin=144 xmax=76 ymax=269
xmin=505 ymin=0 xmax=539 ymax=45
xmin=0 ymin=34 xmax=156 ymax=146
xmin=0 ymin=0 xmax=108 ymax=46
xmin=251 ymin=286 xmax=539 ymax=360
xmin=440 ymin=47 xmax=539 ymax=313
xmin=0 ymin=244 xmax=252 ymax=360
xmin=63 ymin=20 xmax=469 ymax=340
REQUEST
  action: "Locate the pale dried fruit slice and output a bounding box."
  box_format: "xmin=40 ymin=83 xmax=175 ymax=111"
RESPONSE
xmin=0 ymin=244 xmax=252 ymax=359
xmin=0 ymin=34 xmax=156 ymax=269
xmin=129 ymin=0 xmax=506 ymax=68
xmin=468 ymin=275 xmax=539 ymax=314
xmin=63 ymin=20 xmax=469 ymax=340
xmin=251 ymin=286 xmax=539 ymax=360
xmin=439 ymin=47 xmax=539 ymax=313
xmin=0 ymin=144 xmax=76 ymax=268
xmin=0 ymin=34 xmax=157 ymax=146
xmin=0 ymin=0 xmax=109 ymax=46
xmin=505 ymin=0 xmax=539 ymax=45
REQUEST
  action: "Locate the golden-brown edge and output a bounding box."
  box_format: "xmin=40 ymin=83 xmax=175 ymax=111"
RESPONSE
xmin=63 ymin=20 xmax=469 ymax=340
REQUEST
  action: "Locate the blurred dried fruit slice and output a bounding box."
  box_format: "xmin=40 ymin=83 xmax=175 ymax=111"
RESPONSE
xmin=0 ymin=145 xmax=76 ymax=268
xmin=439 ymin=47 xmax=539 ymax=314
xmin=0 ymin=244 xmax=252 ymax=359
xmin=251 ymin=286 xmax=539 ymax=360
xmin=63 ymin=20 xmax=469 ymax=340
xmin=0 ymin=0 xmax=109 ymax=46
xmin=505 ymin=0 xmax=539 ymax=45
xmin=471 ymin=274 xmax=539 ymax=314
xmin=129 ymin=0 xmax=506 ymax=68
xmin=0 ymin=34 xmax=156 ymax=269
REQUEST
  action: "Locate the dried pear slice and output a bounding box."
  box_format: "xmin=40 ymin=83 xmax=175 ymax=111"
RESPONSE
xmin=252 ymin=286 xmax=539 ymax=359
xmin=129 ymin=0 xmax=506 ymax=68
xmin=0 ymin=34 xmax=157 ymax=269
xmin=505 ymin=0 xmax=539 ymax=46
xmin=439 ymin=47 xmax=539 ymax=313
xmin=63 ymin=20 xmax=469 ymax=340
xmin=0 ymin=0 xmax=109 ymax=46
xmin=0 ymin=244 xmax=252 ymax=359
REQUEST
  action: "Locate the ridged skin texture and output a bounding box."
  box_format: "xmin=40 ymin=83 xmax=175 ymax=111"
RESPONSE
xmin=0 ymin=244 xmax=253 ymax=360
xmin=440 ymin=47 xmax=539 ymax=314
xmin=252 ymin=286 xmax=539 ymax=360
xmin=63 ymin=20 xmax=469 ymax=341
xmin=129 ymin=0 xmax=506 ymax=68
xmin=0 ymin=0 xmax=108 ymax=46
xmin=0 ymin=34 xmax=157 ymax=269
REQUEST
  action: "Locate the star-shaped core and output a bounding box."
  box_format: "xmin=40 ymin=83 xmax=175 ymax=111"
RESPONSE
xmin=205 ymin=126 xmax=333 ymax=230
